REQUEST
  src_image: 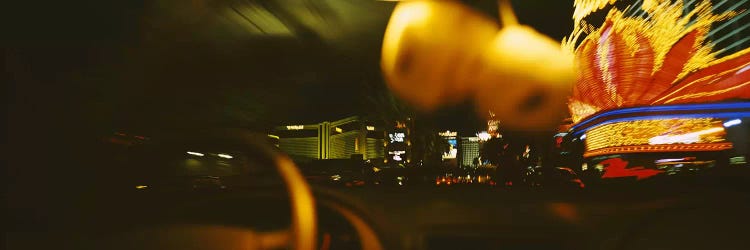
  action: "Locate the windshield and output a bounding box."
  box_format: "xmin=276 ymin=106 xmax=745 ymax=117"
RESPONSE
xmin=8 ymin=1 xmax=750 ymax=249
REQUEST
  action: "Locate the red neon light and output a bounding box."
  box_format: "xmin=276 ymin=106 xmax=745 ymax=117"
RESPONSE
xmin=600 ymin=158 xmax=664 ymax=180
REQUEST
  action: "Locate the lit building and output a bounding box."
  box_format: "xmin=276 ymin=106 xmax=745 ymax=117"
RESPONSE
xmin=273 ymin=124 xmax=321 ymax=163
xmin=458 ymin=136 xmax=480 ymax=167
xmin=274 ymin=116 xmax=384 ymax=163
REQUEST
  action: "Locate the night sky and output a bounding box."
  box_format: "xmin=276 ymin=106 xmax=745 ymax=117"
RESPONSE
xmin=8 ymin=0 xmax=575 ymax=137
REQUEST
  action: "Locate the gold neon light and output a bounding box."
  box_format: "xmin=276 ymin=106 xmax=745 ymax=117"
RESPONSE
xmin=584 ymin=118 xmax=728 ymax=155
xmin=584 ymin=143 xmax=733 ymax=157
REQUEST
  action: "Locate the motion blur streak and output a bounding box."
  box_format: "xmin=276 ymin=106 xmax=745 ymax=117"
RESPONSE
xmin=600 ymin=158 xmax=664 ymax=180
xmin=724 ymin=119 xmax=742 ymax=127
xmin=320 ymin=233 xmax=331 ymax=250
xmin=324 ymin=202 xmax=385 ymax=250
xmin=187 ymin=151 xmax=204 ymax=157
xmin=217 ymin=153 xmax=233 ymax=159
xmin=259 ymin=230 xmax=292 ymax=249
xmin=275 ymin=156 xmax=317 ymax=250
xmin=648 ymin=127 xmax=724 ymax=145
xmin=566 ymin=0 xmax=750 ymax=123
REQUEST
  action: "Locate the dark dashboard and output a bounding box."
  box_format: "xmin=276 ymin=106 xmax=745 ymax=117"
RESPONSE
xmin=314 ymin=186 xmax=750 ymax=250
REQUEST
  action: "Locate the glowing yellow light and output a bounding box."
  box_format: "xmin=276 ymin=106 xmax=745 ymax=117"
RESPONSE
xmin=477 ymin=23 xmax=575 ymax=131
xmin=135 ymin=185 xmax=148 ymax=189
xmin=584 ymin=143 xmax=733 ymax=157
xmin=571 ymin=0 xmax=617 ymax=24
xmin=439 ymin=130 xmax=457 ymax=137
xmin=366 ymin=126 xmax=375 ymax=131
xmin=187 ymin=151 xmax=204 ymax=157
xmin=217 ymin=153 xmax=233 ymax=159
xmin=381 ymin=0 xmax=498 ymax=110
xmin=286 ymin=125 xmax=304 ymax=130
xmin=565 ymin=0 xmax=743 ymax=123
xmin=275 ymin=156 xmax=317 ymax=250
xmin=648 ymin=127 xmax=724 ymax=145
xmin=334 ymin=127 xmax=343 ymax=133
xmin=584 ymin=118 xmax=730 ymax=157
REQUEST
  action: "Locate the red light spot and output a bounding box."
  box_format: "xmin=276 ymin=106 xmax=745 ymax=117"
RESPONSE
xmin=549 ymin=202 xmax=579 ymax=223
xmin=573 ymin=179 xmax=585 ymax=188
xmin=555 ymin=136 xmax=564 ymax=148
xmin=320 ymin=233 xmax=331 ymax=250
xmin=600 ymin=158 xmax=664 ymax=180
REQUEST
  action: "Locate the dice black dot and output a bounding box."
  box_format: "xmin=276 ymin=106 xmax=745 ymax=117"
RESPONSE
xmin=396 ymin=42 xmax=414 ymax=75
xmin=519 ymin=89 xmax=546 ymax=112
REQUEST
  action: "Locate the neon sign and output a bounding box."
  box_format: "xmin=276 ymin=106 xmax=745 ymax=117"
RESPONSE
xmin=389 ymin=132 xmax=405 ymax=143
xmin=286 ymin=125 xmax=304 ymax=130
xmin=388 ymin=150 xmax=406 ymax=162
xmin=439 ymin=130 xmax=457 ymax=137
xmin=584 ymin=118 xmax=727 ymax=156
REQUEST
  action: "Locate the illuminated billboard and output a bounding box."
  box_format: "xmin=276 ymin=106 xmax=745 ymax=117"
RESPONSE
xmin=584 ymin=118 xmax=731 ymax=157
xmin=386 ymin=127 xmax=409 ymax=163
xmin=439 ymin=130 xmax=457 ymax=159
xmin=443 ymin=138 xmax=457 ymax=159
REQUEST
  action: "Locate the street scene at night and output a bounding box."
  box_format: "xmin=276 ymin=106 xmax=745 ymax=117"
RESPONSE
xmin=7 ymin=0 xmax=750 ymax=249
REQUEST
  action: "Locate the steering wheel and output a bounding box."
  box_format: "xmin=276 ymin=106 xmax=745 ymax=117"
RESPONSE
xmin=98 ymin=130 xmax=318 ymax=250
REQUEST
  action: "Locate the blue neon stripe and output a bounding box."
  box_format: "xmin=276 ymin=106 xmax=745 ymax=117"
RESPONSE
xmin=570 ymin=111 xmax=750 ymax=137
xmin=571 ymin=102 xmax=750 ymax=132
